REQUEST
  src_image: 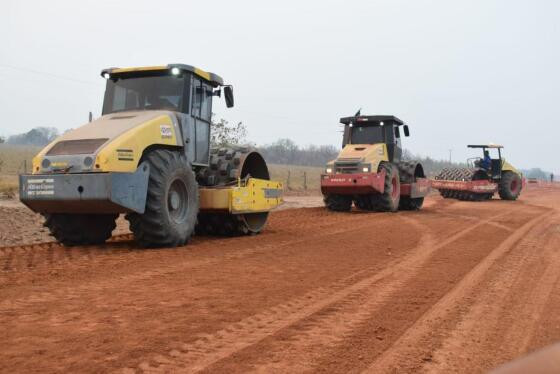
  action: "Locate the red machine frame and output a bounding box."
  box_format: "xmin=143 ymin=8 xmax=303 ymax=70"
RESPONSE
xmin=321 ymin=170 xmax=431 ymax=198
xmin=430 ymin=179 xmax=498 ymax=194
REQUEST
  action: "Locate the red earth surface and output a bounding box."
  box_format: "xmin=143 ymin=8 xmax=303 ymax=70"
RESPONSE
xmin=1 ymin=184 xmax=560 ymax=373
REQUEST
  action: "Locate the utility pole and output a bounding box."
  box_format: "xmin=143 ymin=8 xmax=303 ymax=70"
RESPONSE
xmin=449 ymin=149 xmax=452 ymax=163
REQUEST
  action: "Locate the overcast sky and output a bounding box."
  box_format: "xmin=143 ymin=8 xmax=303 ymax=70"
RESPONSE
xmin=1 ymin=0 xmax=559 ymax=173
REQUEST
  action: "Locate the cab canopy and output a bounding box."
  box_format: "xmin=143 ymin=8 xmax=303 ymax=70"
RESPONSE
xmin=100 ymin=63 xmax=233 ymax=116
xmin=101 ymin=64 xmax=224 ymax=87
xmin=340 ymin=114 xmax=408 ymax=163
xmin=468 ymin=144 xmax=504 ymax=149
xmin=340 ymin=115 xmax=404 ymax=126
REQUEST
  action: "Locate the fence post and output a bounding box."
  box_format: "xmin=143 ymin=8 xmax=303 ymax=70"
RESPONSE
xmin=24 ymin=160 xmax=27 ymax=174
xmin=286 ymin=170 xmax=291 ymax=190
xmin=303 ymin=171 xmax=307 ymax=190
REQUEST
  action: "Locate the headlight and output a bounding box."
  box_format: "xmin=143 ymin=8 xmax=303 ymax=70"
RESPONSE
xmin=171 ymin=67 xmax=181 ymax=75
xmin=326 ymin=168 xmax=332 ymax=173
xmin=83 ymin=156 xmax=94 ymax=167
xmin=362 ymin=167 xmax=369 ymax=173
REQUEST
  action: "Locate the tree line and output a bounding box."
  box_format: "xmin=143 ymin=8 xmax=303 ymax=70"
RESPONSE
xmin=1 ymin=122 xmax=553 ymax=179
xmin=3 ymin=127 xmax=59 ymax=146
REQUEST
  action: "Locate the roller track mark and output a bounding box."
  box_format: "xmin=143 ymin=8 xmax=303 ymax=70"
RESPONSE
xmin=420 ymin=210 xmax=516 ymax=233
xmin=0 ymin=210 xmax=375 ymax=275
xmin=496 ymin=220 xmax=560 ymax=355
xmin=230 ymin=210 xmax=529 ymax=372
xmin=422 ymin=213 xmax=560 ymax=373
xmin=0 ymin=215 xmax=403 ymax=311
xmin=128 ymin=271 xmax=373 ymax=373
xmin=0 ymin=233 xmax=135 ymax=273
xmin=125 ymin=211 xmax=514 ymax=373
xmin=235 ymin=220 xmax=437 ymax=373
xmin=364 ymin=210 xmax=553 ymax=374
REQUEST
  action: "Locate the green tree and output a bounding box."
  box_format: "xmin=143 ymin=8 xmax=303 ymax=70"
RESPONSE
xmin=7 ymin=127 xmax=59 ymax=146
xmin=211 ymin=118 xmax=247 ymax=147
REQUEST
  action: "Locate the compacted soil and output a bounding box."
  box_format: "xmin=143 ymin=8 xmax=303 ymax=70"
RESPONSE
xmin=1 ymin=185 xmax=560 ymax=373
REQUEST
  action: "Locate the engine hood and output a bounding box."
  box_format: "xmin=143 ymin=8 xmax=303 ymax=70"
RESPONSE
xmin=59 ymin=111 xmax=174 ymax=142
xmin=325 ymin=143 xmax=389 ymax=174
xmin=337 ymin=143 xmax=387 ymax=162
xmin=32 ymin=110 xmax=182 ymax=174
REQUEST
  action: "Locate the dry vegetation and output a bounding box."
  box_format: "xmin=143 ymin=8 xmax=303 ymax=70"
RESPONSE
xmin=268 ymin=164 xmax=323 ymax=192
xmin=0 ymin=145 xmax=40 ymax=197
xmin=0 ymin=144 xmax=39 ymax=174
xmin=0 ymin=145 xmax=321 ymax=197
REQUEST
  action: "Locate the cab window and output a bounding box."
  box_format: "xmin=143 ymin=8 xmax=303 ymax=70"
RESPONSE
xmin=191 ymin=78 xmax=203 ymax=118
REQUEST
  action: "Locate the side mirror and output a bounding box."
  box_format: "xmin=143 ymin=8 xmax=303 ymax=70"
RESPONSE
xmin=394 ymin=127 xmax=401 ymax=138
xmin=403 ymin=125 xmax=410 ymax=137
xmin=224 ymin=86 xmax=234 ymax=108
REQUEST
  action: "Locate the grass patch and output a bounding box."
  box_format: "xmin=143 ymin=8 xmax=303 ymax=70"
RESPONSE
xmin=0 ymin=175 xmax=18 ymax=197
xmin=0 ymin=144 xmax=323 ymax=194
xmin=0 ymin=145 xmax=39 ymax=198
xmin=0 ymin=144 xmax=40 ymax=175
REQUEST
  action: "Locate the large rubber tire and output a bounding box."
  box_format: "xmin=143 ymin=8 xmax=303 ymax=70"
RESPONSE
xmin=397 ymin=161 xmax=425 ymax=211
xmin=378 ymin=163 xmax=401 ymax=212
xmin=43 ymin=213 xmax=117 ymax=246
xmin=323 ymin=194 xmax=352 ymax=212
xmin=498 ymin=171 xmax=522 ymax=201
xmin=126 ymin=149 xmax=199 ymax=248
xmin=355 ymin=163 xmax=400 ymax=212
xmin=399 ymin=196 xmax=424 ymax=210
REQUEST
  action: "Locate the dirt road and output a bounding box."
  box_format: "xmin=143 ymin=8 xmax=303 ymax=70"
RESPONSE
xmin=1 ymin=186 xmax=560 ymax=373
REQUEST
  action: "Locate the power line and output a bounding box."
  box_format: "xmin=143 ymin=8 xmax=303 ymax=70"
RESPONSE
xmin=0 ymin=63 xmax=98 ymax=85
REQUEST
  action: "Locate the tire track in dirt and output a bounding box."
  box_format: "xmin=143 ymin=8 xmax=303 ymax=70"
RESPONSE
xmin=436 ymin=211 xmax=515 ymax=232
xmin=0 ymin=208 xmax=373 ymax=294
xmin=0 ymin=211 xmax=408 ymax=313
xmin=363 ymin=209 xmax=554 ymax=373
xmin=3 ymin=196 xmax=553 ymax=374
xmin=205 ymin=215 xmax=437 ymax=373
xmin=124 ymin=210 xmax=517 ymax=373
xmin=0 ymin=234 xmax=133 ymax=273
xmin=204 ymin=206 xmax=542 ymax=373
xmin=418 ymin=213 xmax=560 ymax=373
xmin=0 ymin=209 xmax=369 ymax=276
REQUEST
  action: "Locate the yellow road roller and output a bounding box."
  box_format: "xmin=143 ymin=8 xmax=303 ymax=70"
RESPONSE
xmin=19 ymin=64 xmax=283 ymax=247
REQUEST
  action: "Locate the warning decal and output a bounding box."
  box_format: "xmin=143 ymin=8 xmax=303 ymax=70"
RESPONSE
xmin=26 ymin=178 xmax=55 ymax=196
xmin=160 ymin=125 xmax=173 ymax=139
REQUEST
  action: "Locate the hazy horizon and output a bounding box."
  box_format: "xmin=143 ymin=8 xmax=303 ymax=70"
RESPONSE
xmin=1 ymin=0 xmax=558 ymax=174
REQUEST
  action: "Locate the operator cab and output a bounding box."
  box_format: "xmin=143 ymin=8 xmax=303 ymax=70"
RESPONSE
xmin=99 ymin=64 xmax=234 ymax=167
xmin=468 ymin=144 xmax=504 ymax=179
xmin=340 ymin=115 xmax=409 ymax=163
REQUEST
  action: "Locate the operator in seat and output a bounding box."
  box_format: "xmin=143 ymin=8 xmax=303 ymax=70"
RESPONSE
xmin=475 ymin=150 xmax=492 ymax=171
xmin=480 ymin=150 xmax=491 ymax=170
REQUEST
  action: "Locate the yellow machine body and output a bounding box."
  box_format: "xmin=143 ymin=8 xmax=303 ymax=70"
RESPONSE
xmin=20 ymin=63 xmax=283 ymax=247
xmin=502 ymin=159 xmax=521 ymax=175
xmin=199 ymin=178 xmax=283 ymax=214
xmin=32 ymin=111 xmax=181 ymax=174
xmin=325 ymin=143 xmax=389 ymax=174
